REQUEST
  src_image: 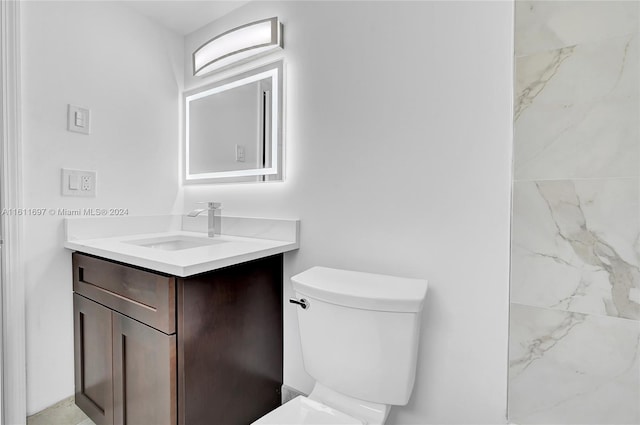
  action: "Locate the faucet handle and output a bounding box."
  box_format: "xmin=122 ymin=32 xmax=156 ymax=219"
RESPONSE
xmin=197 ymin=201 xmax=222 ymax=209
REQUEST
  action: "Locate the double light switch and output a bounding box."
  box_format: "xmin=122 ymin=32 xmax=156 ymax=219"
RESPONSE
xmin=67 ymin=104 xmax=91 ymax=134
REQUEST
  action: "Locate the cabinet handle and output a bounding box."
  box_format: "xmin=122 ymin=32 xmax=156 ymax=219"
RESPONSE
xmin=289 ymin=298 xmax=309 ymax=309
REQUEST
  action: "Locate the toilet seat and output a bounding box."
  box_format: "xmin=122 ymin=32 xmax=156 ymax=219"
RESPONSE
xmin=252 ymin=396 xmax=364 ymax=425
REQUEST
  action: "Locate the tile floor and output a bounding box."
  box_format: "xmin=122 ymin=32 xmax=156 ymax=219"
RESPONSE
xmin=26 ymin=397 xmax=95 ymax=425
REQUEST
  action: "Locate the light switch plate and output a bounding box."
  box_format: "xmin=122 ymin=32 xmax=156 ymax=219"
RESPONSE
xmin=67 ymin=104 xmax=91 ymax=134
xmin=235 ymin=144 xmax=246 ymax=162
xmin=62 ymin=168 xmax=96 ymax=197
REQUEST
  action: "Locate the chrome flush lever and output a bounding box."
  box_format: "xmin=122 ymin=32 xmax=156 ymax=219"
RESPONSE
xmin=289 ymin=298 xmax=309 ymax=309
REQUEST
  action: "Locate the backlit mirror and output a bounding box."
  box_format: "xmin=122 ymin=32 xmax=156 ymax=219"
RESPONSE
xmin=184 ymin=61 xmax=283 ymax=183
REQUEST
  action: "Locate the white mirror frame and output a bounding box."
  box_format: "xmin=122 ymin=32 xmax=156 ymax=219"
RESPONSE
xmin=183 ymin=60 xmax=284 ymax=184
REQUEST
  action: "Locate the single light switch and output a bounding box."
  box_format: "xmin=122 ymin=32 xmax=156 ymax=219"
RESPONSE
xmin=68 ymin=174 xmax=80 ymax=190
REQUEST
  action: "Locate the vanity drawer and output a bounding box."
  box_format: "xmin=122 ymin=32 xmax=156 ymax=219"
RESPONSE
xmin=73 ymin=253 xmax=176 ymax=334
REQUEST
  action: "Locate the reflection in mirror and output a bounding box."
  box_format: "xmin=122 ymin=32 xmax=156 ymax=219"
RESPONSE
xmin=184 ymin=61 xmax=283 ymax=183
xmin=189 ymin=79 xmax=271 ymax=174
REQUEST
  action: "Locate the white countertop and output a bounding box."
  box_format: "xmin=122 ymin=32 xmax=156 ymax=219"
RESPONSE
xmin=64 ymin=215 xmax=299 ymax=277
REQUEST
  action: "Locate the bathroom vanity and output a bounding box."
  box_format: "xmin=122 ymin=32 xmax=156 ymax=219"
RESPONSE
xmin=65 ymin=215 xmax=299 ymax=425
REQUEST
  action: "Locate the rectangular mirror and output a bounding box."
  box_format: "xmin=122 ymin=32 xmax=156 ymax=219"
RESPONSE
xmin=184 ymin=61 xmax=283 ymax=183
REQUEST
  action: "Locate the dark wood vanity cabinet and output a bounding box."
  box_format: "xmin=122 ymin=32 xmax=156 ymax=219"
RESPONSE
xmin=73 ymin=294 xmax=114 ymax=425
xmin=72 ymin=252 xmax=283 ymax=425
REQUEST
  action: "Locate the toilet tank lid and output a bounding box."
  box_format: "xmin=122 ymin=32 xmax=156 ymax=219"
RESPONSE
xmin=291 ymin=267 xmax=428 ymax=313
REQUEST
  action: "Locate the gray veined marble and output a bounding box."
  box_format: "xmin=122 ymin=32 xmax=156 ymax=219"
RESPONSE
xmin=514 ymin=33 xmax=639 ymax=180
xmin=514 ymin=45 xmax=575 ymax=122
xmin=515 ymin=0 xmax=639 ymax=57
xmin=510 ymin=1 xmax=640 ymax=423
xmin=509 ymin=303 xmax=640 ymax=424
xmin=511 ymin=179 xmax=640 ymax=321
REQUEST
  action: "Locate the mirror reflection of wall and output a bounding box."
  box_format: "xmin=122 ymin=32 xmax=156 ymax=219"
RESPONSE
xmin=189 ymin=80 xmax=264 ymax=174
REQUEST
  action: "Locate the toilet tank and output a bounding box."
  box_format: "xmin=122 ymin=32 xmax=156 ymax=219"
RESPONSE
xmin=291 ymin=267 xmax=428 ymax=406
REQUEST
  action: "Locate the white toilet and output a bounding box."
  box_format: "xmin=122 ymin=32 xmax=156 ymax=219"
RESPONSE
xmin=253 ymin=266 xmax=428 ymax=425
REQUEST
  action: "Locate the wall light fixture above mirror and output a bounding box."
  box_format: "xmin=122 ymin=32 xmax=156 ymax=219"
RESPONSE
xmin=193 ymin=17 xmax=283 ymax=77
xmin=184 ymin=60 xmax=284 ymax=184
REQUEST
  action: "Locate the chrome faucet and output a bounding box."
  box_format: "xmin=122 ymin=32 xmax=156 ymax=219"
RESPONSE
xmin=188 ymin=202 xmax=222 ymax=237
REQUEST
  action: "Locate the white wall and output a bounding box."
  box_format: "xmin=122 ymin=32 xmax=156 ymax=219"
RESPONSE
xmin=20 ymin=1 xmax=183 ymax=414
xmin=189 ymin=82 xmax=261 ymax=173
xmin=183 ymin=2 xmax=514 ymax=424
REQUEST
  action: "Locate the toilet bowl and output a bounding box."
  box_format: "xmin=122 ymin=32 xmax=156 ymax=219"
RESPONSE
xmin=252 ymin=266 xmax=428 ymax=425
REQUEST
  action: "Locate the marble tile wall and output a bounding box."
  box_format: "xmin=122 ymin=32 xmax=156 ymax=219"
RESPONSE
xmin=508 ymin=1 xmax=640 ymax=424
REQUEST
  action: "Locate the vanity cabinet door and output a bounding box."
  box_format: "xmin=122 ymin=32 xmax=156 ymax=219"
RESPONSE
xmin=74 ymin=294 xmax=114 ymax=425
xmin=112 ymin=311 xmax=177 ymax=425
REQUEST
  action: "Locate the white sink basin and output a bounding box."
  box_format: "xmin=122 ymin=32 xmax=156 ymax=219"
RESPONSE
xmin=125 ymin=235 xmax=226 ymax=251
